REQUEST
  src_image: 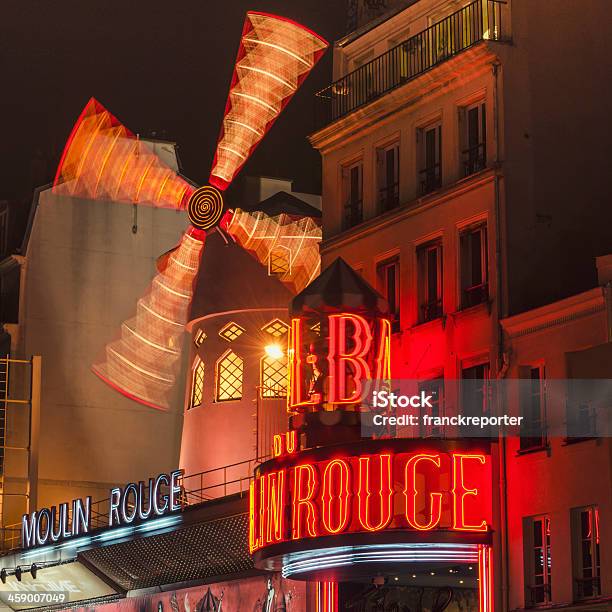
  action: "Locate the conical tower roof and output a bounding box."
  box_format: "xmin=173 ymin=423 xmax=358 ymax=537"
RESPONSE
xmin=290 ymin=257 xmax=389 ymax=316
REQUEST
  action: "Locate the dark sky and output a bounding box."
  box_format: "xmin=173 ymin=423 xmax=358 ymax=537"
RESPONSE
xmin=0 ymin=1 xmax=347 ymax=203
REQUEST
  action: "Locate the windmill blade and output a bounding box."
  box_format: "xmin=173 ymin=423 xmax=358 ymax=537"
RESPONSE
xmin=225 ymin=208 xmax=321 ymax=294
xmin=92 ymin=229 xmax=205 ymax=410
xmin=54 ymin=97 xmax=194 ymax=209
xmin=209 ymin=12 xmax=328 ymax=190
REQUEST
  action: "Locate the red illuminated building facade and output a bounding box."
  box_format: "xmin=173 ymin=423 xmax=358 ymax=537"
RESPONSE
xmin=305 ymin=0 xmax=612 ymax=610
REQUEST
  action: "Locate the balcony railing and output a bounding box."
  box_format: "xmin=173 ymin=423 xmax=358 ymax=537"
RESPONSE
xmin=316 ymin=0 xmax=504 ymax=127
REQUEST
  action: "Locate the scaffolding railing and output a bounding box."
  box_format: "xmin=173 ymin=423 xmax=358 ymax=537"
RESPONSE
xmin=0 ymin=355 xmax=41 ymax=548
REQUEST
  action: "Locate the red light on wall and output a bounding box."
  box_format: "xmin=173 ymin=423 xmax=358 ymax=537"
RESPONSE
xmin=452 ymin=454 xmax=488 ymax=532
xmin=321 ymin=459 xmax=351 ymax=534
xmin=291 ymin=464 xmax=319 ymax=540
xmin=404 ymin=454 xmax=443 ymax=531
xmin=357 ymin=454 xmax=393 ymax=532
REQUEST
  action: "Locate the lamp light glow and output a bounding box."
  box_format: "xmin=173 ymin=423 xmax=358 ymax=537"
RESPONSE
xmin=265 ymin=344 xmax=284 ymax=360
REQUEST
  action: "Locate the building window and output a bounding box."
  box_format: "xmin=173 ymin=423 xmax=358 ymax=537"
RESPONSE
xmin=520 ymin=366 xmax=547 ymax=451
xmin=190 ymin=358 xmax=204 ymax=409
xmin=218 ymin=321 xmax=245 ymax=342
xmin=417 ymin=241 xmax=443 ymax=322
xmin=524 ymin=516 xmax=552 ymax=607
xmin=462 ymin=362 xmax=490 ymax=434
xmin=262 ymin=318 xmax=289 ymax=338
xmin=572 ymin=506 xmax=601 ymax=599
xmin=377 ymin=257 xmax=400 ymax=333
xmin=460 ymin=223 xmax=488 ymax=308
xmin=462 ymin=102 xmax=486 ymax=176
xmin=342 ymin=161 xmax=363 ymax=229
xmin=418 ymin=123 xmax=442 ymax=195
xmin=566 ymin=382 xmax=598 ymax=439
xmin=269 ymin=246 xmax=291 ymax=277
xmin=261 ymin=355 xmax=288 ymax=398
xmin=376 ymin=141 xmax=399 ymax=213
xmin=216 ymin=350 xmax=243 ymax=401
xmin=419 ymin=377 xmax=444 ymax=437
xmin=194 ymin=329 xmax=207 ymax=348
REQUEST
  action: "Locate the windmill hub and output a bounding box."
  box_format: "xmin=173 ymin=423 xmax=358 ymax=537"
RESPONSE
xmin=187 ymin=185 xmax=224 ymax=230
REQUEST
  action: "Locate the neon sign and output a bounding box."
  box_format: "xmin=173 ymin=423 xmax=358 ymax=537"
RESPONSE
xmin=288 ymin=313 xmax=391 ymax=410
xmin=109 ymin=470 xmax=182 ymax=527
xmin=22 ymin=499 xmax=91 ymax=549
xmin=250 ymin=448 xmax=491 ymax=553
xmin=22 ymin=470 xmax=183 ymax=549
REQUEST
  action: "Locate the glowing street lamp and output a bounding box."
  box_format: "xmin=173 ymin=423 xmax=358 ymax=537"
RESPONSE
xmin=264 ymin=344 xmax=284 ymax=360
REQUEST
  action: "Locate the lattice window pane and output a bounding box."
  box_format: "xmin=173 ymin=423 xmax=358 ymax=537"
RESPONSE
xmin=262 ymin=318 xmax=289 ymax=338
xmin=261 ymin=356 xmax=287 ymax=398
xmin=217 ymin=350 xmax=243 ymax=401
xmin=219 ymin=322 xmax=245 ymax=342
xmin=191 ymin=360 xmax=205 ymax=408
xmin=194 ymin=329 xmax=207 ymax=347
xmin=269 ymin=248 xmax=290 ymax=276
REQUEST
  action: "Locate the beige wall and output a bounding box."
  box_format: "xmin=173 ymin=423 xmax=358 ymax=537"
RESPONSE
xmin=491 ymin=0 xmax=612 ymax=313
xmin=6 ymin=189 xmax=189 ymax=523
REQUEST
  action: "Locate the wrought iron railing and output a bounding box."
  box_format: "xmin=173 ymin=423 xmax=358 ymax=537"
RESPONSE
xmin=315 ymin=0 xmax=504 ymax=127
xmin=419 ymin=162 xmax=442 ymax=195
xmin=421 ymin=298 xmax=443 ymax=322
xmin=462 ymin=142 xmax=487 ymax=176
xmin=344 ymin=198 xmax=364 ymax=230
xmin=575 ymin=576 xmax=601 ymax=600
xmin=378 ymin=183 xmax=399 ymax=212
xmin=462 ymin=281 xmax=489 ymax=308
xmin=526 ymin=582 xmax=552 ymax=608
xmin=87 ymin=457 xmax=264 ymax=530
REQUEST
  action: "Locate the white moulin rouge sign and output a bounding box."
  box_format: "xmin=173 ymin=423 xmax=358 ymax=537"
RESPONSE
xmin=21 ymin=470 xmax=182 ymax=549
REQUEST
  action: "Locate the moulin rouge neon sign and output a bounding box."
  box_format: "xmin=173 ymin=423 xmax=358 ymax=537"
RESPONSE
xmin=288 ymin=313 xmax=391 ymax=409
xmin=249 ymin=440 xmax=491 ymax=553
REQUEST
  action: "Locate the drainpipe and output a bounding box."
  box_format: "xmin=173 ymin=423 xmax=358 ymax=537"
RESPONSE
xmin=492 ymin=60 xmax=510 ymax=612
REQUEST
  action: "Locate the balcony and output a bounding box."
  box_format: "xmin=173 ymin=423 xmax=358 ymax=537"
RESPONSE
xmin=315 ymin=0 xmax=505 ymax=127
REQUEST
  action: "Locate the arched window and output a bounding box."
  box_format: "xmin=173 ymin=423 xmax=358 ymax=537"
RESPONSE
xmin=216 ymin=350 xmax=243 ymax=401
xmin=260 ymin=354 xmax=287 ymax=398
xmin=190 ymin=358 xmax=204 ymax=409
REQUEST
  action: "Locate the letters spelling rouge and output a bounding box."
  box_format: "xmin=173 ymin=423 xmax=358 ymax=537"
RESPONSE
xmin=250 ymin=451 xmax=490 ymax=552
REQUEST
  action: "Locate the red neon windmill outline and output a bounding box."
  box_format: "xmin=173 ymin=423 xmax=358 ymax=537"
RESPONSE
xmin=53 ymin=12 xmax=328 ymax=410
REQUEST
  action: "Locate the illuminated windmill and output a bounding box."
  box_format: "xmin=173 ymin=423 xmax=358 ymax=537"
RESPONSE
xmin=53 ymin=12 xmax=328 ymax=409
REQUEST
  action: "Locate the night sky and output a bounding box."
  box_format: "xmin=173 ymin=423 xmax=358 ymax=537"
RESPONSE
xmin=0 ymin=1 xmax=347 ymax=205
